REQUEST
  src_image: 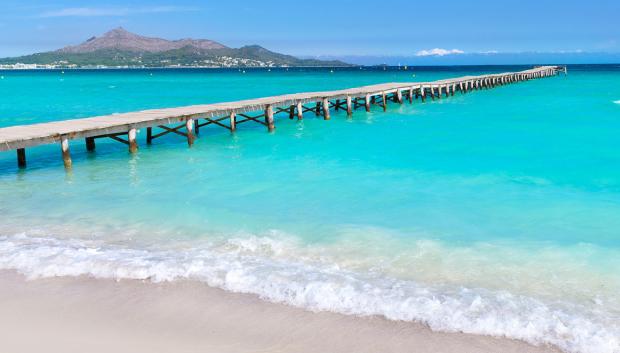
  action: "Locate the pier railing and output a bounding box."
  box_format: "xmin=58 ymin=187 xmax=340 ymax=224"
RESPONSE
xmin=0 ymin=66 xmax=564 ymax=169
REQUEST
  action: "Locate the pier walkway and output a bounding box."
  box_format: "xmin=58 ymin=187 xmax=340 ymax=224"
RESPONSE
xmin=0 ymin=66 xmax=565 ymax=169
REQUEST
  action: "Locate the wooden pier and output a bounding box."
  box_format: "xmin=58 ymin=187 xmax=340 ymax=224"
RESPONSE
xmin=0 ymin=66 xmax=564 ymax=169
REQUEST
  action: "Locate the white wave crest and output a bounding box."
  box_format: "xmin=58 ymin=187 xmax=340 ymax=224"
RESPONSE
xmin=0 ymin=234 xmax=618 ymax=353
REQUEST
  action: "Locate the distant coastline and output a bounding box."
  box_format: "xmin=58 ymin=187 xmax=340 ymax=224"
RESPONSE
xmin=0 ymin=28 xmax=352 ymax=69
xmin=0 ymin=64 xmax=355 ymax=70
xmin=2 ymin=63 xmax=618 ymax=71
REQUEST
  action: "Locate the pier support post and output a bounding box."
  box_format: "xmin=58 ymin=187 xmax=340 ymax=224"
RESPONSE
xmin=85 ymin=137 xmax=96 ymax=151
xmin=60 ymin=137 xmax=72 ymax=169
xmin=315 ymin=102 xmax=321 ymax=116
xmin=296 ymin=102 xmax=303 ymax=120
xmin=146 ymin=127 xmax=153 ymax=144
xmin=396 ymin=89 xmax=403 ymax=104
xmin=421 ymin=87 xmax=426 ymax=102
xmin=195 ymin=119 xmax=200 ymax=135
xmin=346 ymin=96 xmax=352 ymax=116
xmin=381 ymin=92 xmax=387 ymax=111
xmin=230 ymin=112 xmax=237 ymax=132
xmin=128 ymin=128 xmax=138 ymax=153
xmin=408 ymin=87 xmax=414 ymax=103
xmin=430 ymin=87 xmax=435 ymax=100
xmin=289 ymin=105 xmax=295 ymax=119
xmin=451 ymin=84 xmax=456 ymax=96
xmin=437 ymin=86 xmax=442 ymax=99
xmin=266 ymin=105 xmax=275 ymax=132
xmin=17 ymin=148 xmax=26 ymax=168
xmin=322 ymin=98 xmax=331 ymax=120
xmin=365 ymin=94 xmax=371 ymax=112
xmin=335 ymin=99 xmax=340 ymax=111
xmin=186 ymin=119 xmax=195 ymax=147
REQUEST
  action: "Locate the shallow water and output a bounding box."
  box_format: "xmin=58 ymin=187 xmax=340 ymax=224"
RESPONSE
xmin=1 ymin=66 xmax=619 ymax=353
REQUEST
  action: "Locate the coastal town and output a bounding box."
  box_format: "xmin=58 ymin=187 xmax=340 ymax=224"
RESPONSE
xmin=0 ymin=56 xmax=281 ymax=69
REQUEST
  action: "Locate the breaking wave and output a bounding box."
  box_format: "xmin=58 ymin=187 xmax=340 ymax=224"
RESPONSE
xmin=0 ymin=233 xmax=618 ymax=353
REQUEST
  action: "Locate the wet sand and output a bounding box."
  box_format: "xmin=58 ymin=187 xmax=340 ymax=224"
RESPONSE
xmin=0 ymin=271 xmax=560 ymax=353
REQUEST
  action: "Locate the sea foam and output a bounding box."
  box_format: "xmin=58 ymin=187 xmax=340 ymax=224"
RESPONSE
xmin=0 ymin=233 xmax=618 ymax=353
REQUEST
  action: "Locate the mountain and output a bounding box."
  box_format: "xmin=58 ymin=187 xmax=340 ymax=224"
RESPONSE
xmin=58 ymin=27 xmax=228 ymax=53
xmin=0 ymin=28 xmax=350 ymax=68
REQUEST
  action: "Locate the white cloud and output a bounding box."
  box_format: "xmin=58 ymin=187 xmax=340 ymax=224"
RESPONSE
xmin=38 ymin=6 xmax=198 ymax=18
xmin=479 ymin=50 xmax=499 ymax=54
xmin=415 ymin=48 xmax=465 ymax=57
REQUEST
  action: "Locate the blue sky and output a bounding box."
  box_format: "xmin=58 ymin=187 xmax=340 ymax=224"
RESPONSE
xmin=1 ymin=0 xmax=619 ymax=63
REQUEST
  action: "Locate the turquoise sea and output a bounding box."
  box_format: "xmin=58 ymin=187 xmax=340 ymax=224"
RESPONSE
xmin=0 ymin=66 xmax=619 ymax=353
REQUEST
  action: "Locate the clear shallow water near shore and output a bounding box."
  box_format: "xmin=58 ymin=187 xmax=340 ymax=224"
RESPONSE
xmin=1 ymin=66 xmax=619 ymax=353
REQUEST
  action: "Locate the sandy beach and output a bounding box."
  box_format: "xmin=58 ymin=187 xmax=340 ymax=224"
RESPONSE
xmin=0 ymin=271 xmax=560 ymax=353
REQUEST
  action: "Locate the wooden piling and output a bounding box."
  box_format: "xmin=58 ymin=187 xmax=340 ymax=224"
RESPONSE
xmin=296 ymin=102 xmax=303 ymax=120
xmin=266 ymin=105 xmax=275 ymax=132
xmin=408 ymin=87 xmax=414 ymax=103
xmin=335 ymin=99 xmax=340 ymax=111
xmin=322 ymin=98 xmax=331 ymax=120
xmin=381 ymin=92 xmax=387 ymax=111
xmin=128 ymin=128 xmax=138 ymax=153
xmin=85 ymin=137 xmax=96 ymax=151
xmin=289 ymin=105 xmax=295 ymax=119
xmin=60 ymin=137 xmax=71 ymax=169
xmin=315 ymin=102 xmax=321 ymax=116
xmin=186 ymin=119 xmax=195 ymax=146
xmin=365 ymin=94 xmax=371 ymax=112
xmin=194 ymin=119 xmax=200 ymax=134
xmin=17 ymin=148 xmax=26 ymax=168
xmin=346 ymin=96 xmax=353 ymax=116
xmin=230 ymin=112 xmax=237 ymax=132
xmin=396 ymin=89 xmax=403 ymax=104
xmin=146 ymin=127 xmax=153 ymax=144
